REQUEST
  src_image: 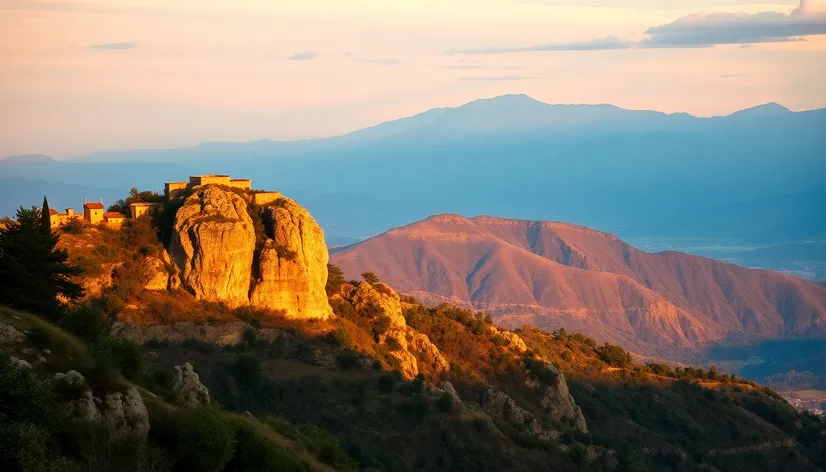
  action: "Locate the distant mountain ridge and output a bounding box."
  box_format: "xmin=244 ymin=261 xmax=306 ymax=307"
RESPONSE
xmin=331 ymin=214 xmax=826 ymax=357
xmin=2 ymin=94 xmax=824 ymax=249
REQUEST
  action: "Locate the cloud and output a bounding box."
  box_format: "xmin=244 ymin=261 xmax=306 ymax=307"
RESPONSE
xmin=349 ymin=56 xmax=402 ymax=66
xmin=442 ymin=63 xmax=525 ymax=70
xmin=459 ymin=75 xmax=535 ymax=81
xmin=89 ymin=41 xmax=139 ymax=50
xmin=288 ymin=51 xmax=319 ymax=61
xmin=447 ymin=1 xmax=826 ymax=54
xmin=718 ymin=73 xmax=748 ymax=78
xmin=640 ymin=3 xmax=826 ymax=47
xmin=447 ymin=37 xmax=632 ymax=55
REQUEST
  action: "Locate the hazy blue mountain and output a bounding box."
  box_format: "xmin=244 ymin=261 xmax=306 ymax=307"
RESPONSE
xmin=2 ymin=95 xmax=824 ymax=248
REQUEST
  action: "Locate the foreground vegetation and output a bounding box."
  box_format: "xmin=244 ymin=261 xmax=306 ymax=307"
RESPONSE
xmin=2 ymin=195 xmax=826 ymax=471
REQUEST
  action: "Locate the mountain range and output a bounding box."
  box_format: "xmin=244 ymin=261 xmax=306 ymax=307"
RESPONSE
xmin=330 ymin=214 xmax=826 ymax=357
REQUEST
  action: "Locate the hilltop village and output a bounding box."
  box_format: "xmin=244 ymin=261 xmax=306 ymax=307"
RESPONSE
xmin=47 ymin=174 xmax=280 ymax=228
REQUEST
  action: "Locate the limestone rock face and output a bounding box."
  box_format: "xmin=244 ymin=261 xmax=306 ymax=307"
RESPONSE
xmin=169 ymin=186 xmax=331 ymax=319
xmin=441 ymin=381 xmax=461 ymax=403
xmin=528 ymin=360 xmax=587 ymax=432
xmin=501 ymin=331 xmax=528 ymax=353
xmin=54 ymin=370 xmax=149 ymax=438
xmin=341 ymin=282 xmax=448 ymax=379
xmin=143 ymin=255 xmax=171 ymax=291
xmin=172 ymin=362 xmax=211 ymax=407
xmin=250 ymin=199 xmax=331 ymax=319
xmin=170 ymin=186 xmax=255 ymax=307
xmin=350 ymin=282 xmax=406 ymax=327
xmin=483 ymin=389 xmax=558 ymax=442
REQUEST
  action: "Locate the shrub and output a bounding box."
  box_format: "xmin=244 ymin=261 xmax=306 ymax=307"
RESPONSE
xmin=226 ymin=423 xmax=310 ymax=472
xmin=61 ymin=304 xmax=110 ymax=343
xmin=336 ymin=349 xmax=361 ymax=370
xmin=62 ymin=219 xmax=85 ymax=235
xmin=399 ymin=394 xmax=430 ymax=418
xmin=372 ymin=315 xmax=392 ymax=339
xmin=437 ymin=393 xmax=454 ymax=412
xmin=177 ymin=409 xmax=237 ymax=472
xmin=378 ymin=373 xmax=399 ymax=393
xmin=326 ymin=328 xmax=352 ymax=348
xmin=361 ymin=272 xmax=380 ymax=285
xmin=595 ymin=343 xmax=632 ymax=368
xmin=275 ymin=245 xmax=298 ymax=260
xmin=94 ymin=338 xmax=142 ymax=380
xmin=232 ymin=354 xmax=262 ymax=389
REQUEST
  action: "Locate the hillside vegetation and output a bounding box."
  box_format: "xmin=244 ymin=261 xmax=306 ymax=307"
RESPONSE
xmin=1 ymin=193 xmax=826 ymax=471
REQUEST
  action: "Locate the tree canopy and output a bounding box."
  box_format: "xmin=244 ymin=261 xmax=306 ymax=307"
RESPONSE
xmin=0 ymin=206 xmax=82 ymax=318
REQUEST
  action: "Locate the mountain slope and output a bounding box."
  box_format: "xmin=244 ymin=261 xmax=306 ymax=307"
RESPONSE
xmin=331 ymin=215 xmax=826 ymax=355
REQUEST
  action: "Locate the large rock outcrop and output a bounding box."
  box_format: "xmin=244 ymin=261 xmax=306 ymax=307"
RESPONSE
xmin=169 ymin=186 xmax=331 ymax=319
xmin=339 ymin=282 xmax=448 ymax=378
xmin=170 ymin=186 xmax=255 ymax=308
xmin=249 ymin=200 xmax=331 ymax=319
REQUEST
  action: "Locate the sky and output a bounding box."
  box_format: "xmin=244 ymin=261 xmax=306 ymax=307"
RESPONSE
xmin=1 ymin=0 xmax=826 ymax=157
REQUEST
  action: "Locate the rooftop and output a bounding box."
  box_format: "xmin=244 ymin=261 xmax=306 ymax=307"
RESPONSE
xmin=103 ymin=212 xmax=126 ymax=218
xmin=83 ymin=202 xmax=104 ymax=209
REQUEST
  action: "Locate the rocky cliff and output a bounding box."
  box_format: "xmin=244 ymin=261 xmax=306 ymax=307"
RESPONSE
xmin=169 ymin=185 xmax=331 ymax=319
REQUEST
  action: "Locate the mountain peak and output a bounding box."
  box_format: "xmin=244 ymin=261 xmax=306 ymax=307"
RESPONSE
xmin=729 ymin=102 xmax=791 ymax=118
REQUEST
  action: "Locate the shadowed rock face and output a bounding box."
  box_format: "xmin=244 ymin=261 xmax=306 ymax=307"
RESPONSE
xmin=169 ymin=185 xmax=331 ymax=319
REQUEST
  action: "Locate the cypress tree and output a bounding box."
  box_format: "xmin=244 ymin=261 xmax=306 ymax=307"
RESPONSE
xmin=40 ymin=196 xmax=51 ymax=234
xmin=0 ymin=206 xmax=82 ymax=318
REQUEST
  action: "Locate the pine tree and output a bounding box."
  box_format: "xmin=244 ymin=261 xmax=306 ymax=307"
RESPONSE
xmin=40 ymin=196 xmax=51 ymax=234
xmin=326 ymin=264 xmax=347 ymax=295
xmin=0 ymin=206 xmax=82 ymax=318
xmin=361 ymin=272 xmax=380 ymax=285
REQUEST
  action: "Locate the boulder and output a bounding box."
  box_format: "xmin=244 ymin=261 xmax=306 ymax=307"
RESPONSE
xmin=170 ymin=186 xmax=256 ymax=307
xmin=441 ymin=381 xmax=461 ymax=403
xmin=407 ymin=330 xmax=450 ymax=373
xmin=350 ymin=282 xmax=406 ymax=327
xmin=143 ymin=255 xmax=170 ymax=291
xmin=172 ymin=362 xmax=211 ymax=407
xmin=54 ymin=370 xmax=86 ymax=388
xmin=249 ymin=200 xmax=332 ymax=319
xmin=529 ymin=360 xmax=588 ymax=432
xmin=0 ymin=321 xmax=24 ymax=344
xmin=501 ymin=331 xmax=528 ymax=353
xmin=101 ymin=387 xmax=150 ymax=437
xmin=9 ymin=356 xmax=31 ymax=370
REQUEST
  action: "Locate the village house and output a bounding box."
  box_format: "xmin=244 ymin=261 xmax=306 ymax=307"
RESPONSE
xmin=83 ymin=202 xmax=104 ymax=225
xmin=130 ymin=202 xmax=161 ymax=219
xmin=103 ymin=212 xmax=127 ymax=227
xmin=164 ymin=174 xmax=252 ymax=199
xmin=48 ymin=207 xmax=83 ymax=228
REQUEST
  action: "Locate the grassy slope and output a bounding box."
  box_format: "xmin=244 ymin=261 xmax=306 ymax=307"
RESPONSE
xmin=0 ymin=306 xmax=338 ymax=472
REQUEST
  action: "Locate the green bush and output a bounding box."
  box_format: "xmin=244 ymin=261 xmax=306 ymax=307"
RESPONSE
xmin=372 ymin=315 xmax=392 ymax=339
xmin=378 ymin=372 xmax=400 ymax=393
xmin=336 ymin=349 xmax=360 ymax=370
xmin=93 ymin=338 xmax=142 ymax=380
xmin=325 ymin=328 xmax=352 ymax=348
xmin=61 ymin=304 xmax=110 ymax=343
xmin=232 ymin=354 xmax=262 ymax=389
xmin=226 ymin=423 xmax=310 ymax=472
xmin=437 ymin=393 xmax=454 ymax=412
xmin=177 ymin=409 xmax=237 ymax=472
xmin=62 ymin=219 xmax=85 ymax=235
xmin=595 ymin=343 xmax=632 ymax=368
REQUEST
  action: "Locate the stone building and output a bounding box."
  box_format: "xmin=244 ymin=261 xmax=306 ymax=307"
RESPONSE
xmin=48 ymin=207 xmax=83 ymax=227
xmin=103 ymin=212 xmax=127 ymax=227
xmin=130 ymin=202 xmax=161 ymax=219
xmin=164 ymin=174 xmax=253 ymax=199
xmin=83 ymin=202 xmax=104 ymax=225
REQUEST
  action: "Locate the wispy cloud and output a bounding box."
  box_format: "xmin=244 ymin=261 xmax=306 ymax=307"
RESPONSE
xmin=448 ymin=2 xmax=826 ymax=54
xmin=89 ymin=41 xmax=139 ymax=50
xmin=641 ymin=2 xmax=826 ymax=47
xmin=349 ymin=56 xmax=402 ymax=66
xmin=288 ymin=51 xmax=319 ymax=61
xmin=442 ymin=63 xmax=525 ymax=70
xmin=447 ymin=37 xmax=632 ymax=55
xmin=459 ymin=75 xmax=535 ymax=81
xmin=719 ymin=73 xmax=748 ymax=79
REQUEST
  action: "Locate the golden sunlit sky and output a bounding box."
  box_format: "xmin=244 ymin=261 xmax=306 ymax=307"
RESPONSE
xmin=2 ymin=0 xmax=825 ymax=156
